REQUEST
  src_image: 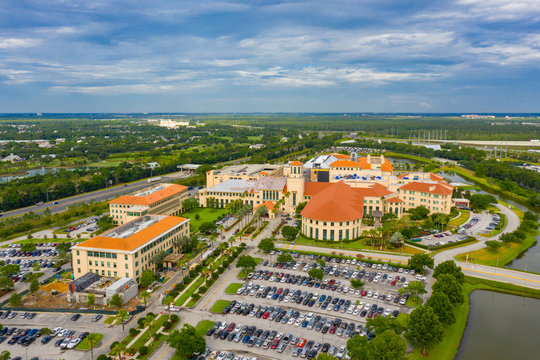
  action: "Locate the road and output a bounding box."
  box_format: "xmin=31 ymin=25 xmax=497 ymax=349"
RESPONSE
xmin=0 ymin=171 xmax=192 ymax=219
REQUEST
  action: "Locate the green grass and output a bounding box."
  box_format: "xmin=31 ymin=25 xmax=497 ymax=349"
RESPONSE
xmin=225 ymin=283 xmax=243 ymax=294
xmin=292 ymin=234 xmax=424 ymax=255
xmin=210 ymin=300 xmax=231 ymax=313
xmin=479 ymin=212 xmax=507 ymax=238
xmin=448 ymin=209 xmax=470 ymax=228
xmin=139 ymin=333 xmax=167 ymax=360
xmin=174 ymin=276 xmax=205 ymax=306
xmin=456 ymin=228 xmax=539 ymax=266
xmin=103 ymin=316 xmax=114 ymax=324
xmin=129 ymin=315 xmax=169 ymax=352
xmin=407 ymin=276 xmax=540 ymax=360
xmin=1 ymin=237 xmax=82 ymax=247
xmin=181 ymin=207 xmax=229 ymax=233
xmin=76 ymin=333 xmax=104 ymax=350
xmin=405 ymin=297 xmax=422 ymax=307
xmin=385 ymin=152 xmax=436 ymax=164
xmin=195 ymin=320 xmax=216 ymax=337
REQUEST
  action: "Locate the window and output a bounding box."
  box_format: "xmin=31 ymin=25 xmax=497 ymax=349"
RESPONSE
xmin=125 ymin=272 xmax=129 ymax=277
xmin=114 ymin=271 xmax=117 ymax=277
xmin=76 ymin=250 xmax=79 ymax=256
xmin=77 ymin=259 xmax=80 ymax=264
xmin=78 ymin=268 xmax=81 ymax=273
xmin=125 ymin=264 xmax=128 ymax=269
xmin=323 ymin=229 xmax=327 ymax=240
xmin=107 ymin=262 xmax=110 ymax=267
xmin=101 ymin=261 xmax=104 ymax=267
xmin=89 ymin=260 xmax=92 ymax=266
xmin=124 ymin=255 xmax=128 ymax=260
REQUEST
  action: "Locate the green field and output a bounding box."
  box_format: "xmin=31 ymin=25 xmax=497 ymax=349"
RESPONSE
xmin=225 ymin=283 xmax=243 ymax=294
xmin=76 ymin=333 xmax=104 ymax=350
xmin=448 ymin=209 xmax=470 ymax=229
xmin=210 ymin=300 xmax=231 ymax=313
xmin=456 ymin=228 xmax=539 ymax=267
xmin=479 ymin=212 xmax=507 ymax=238
xmin=181 ymin=207 xmax=229 ymax=233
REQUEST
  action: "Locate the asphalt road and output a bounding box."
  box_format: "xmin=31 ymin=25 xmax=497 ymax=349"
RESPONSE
xmin=0 ymin=171 xmax=192 ymax=219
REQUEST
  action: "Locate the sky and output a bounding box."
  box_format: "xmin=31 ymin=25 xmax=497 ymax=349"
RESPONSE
xmin=1 ymin=0 xmax=540 ymax=113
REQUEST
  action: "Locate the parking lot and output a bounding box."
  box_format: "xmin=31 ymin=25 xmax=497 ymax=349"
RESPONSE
xmin=417 ymin=211 xmax=493 ymax=246
xmin=0 ymin=310 xmax=122 ymax=360
xmin=195 ymin=251 xmax=424 ymax=360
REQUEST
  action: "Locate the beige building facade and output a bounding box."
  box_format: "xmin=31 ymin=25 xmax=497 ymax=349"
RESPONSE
xmin=72 ymin=215 xmax=189 ymax=283
xmin=109 ymin=183 xmax=188 ymax=225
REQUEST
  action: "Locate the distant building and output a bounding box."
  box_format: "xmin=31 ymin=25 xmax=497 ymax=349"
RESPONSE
xmin=1 ymin=153 xmax=24 ymax=162
xmin=249 ymin=144 xmax=265 ymax=149
xmin=109 ymin=183 xmax=189 ymax=225
xmin=72 ymin=214 xmax=189 ymax=283
xmin=67 ymin=275 xmax=138 ymax=305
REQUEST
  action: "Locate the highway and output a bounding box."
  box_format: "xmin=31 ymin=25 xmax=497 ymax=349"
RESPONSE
xmin=0 ymin=171 xmax=192 ymax=219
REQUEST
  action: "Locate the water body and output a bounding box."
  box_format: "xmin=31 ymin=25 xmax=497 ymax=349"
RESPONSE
xmin=456 ymin=290 xmax=540 ymax=360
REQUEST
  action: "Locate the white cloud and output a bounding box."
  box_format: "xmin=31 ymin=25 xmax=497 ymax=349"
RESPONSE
xmin=0 ymin=38 xmax=40 ymax=49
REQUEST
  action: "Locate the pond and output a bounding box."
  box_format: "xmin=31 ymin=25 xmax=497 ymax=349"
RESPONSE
xmin=456 ymin=290 xmax=540 ymax=360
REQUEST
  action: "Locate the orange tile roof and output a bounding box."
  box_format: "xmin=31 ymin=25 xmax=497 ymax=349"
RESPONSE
xmin=301 ymin=182 xmax=364 ymax=222
xmin=255 ymin=201 xmax=275 ymax=212
xmin=357 ymin=157 xmax=371 ymax=170
xmin=354 ymin=183 xmax=393 ymax=197
xmin=386 ymin=196 xmax=403 ymax=203
xmin=109 ymin=184 xmax=188 ymax=206
xmin=329 ymin=160 xmax=361 ymax=168
xmin=399 ymin=181 xmax=453 ymax=195
xmin=304 ymin=182 xmax=333 ymax=196
xmin=290 ymin=161 xmax=303 ymax=166
xmin=331 ymin=153 xmax=350 ymax=160
xmin=430 ymin=173 xmax=445 ymax=181
xmin=75 ymin=216 xmax=188 ymax=252
xmin=381 ymin=158 xmax=393 ymax=172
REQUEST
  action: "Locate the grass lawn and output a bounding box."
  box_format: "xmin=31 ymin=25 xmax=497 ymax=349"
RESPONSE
xmin=76 ymin=333 xmax=104 ymax=350
xmin=225 ymin=283 xmax=243 ymax=294
xmin=1 ymin=237 xmax=80 ymax=247
xmin=140 ymin=333 xmax=167 ymax=360
xmin=195 ymin=320 xmax=216 ymax=337
xmin=448 ymin=210 xmax=470 ymax=228
xmin=174 ymin=276 xmax=205 ymax=306
xmin=293 ymin=234 xmax=424 ymax=255
xmin=456 ymin=228 xmax=539 ymax=266
xmin=103 ymin=316 xmax=114 ymax=324
xmin=129 ymin=315 xmax=169 ymax=352
xmin=181 ymin=207 xmax=229 ymax=233
xmin=479 ymin=212 xmax=506 ymax=238
xmin=405 ymin=297 xmax=422 ymax=307
xmin=407 ymin=276 xmax=540 ymax=360
xmin=210 ymin=300 xmax=231 ymax=313
xmin=385 ymin=152 xmax=437 ymax=164
xmin=119 ymin=329 xmax=140 ymax=347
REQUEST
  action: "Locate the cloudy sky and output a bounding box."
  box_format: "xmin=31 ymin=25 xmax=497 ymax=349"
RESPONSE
xmin=1 ymin=0 xmax=539 ymax=113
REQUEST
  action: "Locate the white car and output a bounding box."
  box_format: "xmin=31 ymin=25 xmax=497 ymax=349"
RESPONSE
xmin=236 ymin=287 xmax=245 ymax=295
xmin=367 ymin=291 xmax=373 ymax=297
xmin=288 ymin=317 xmax=296 ymax=325
xmin=295 ymin=319 xmax=302 ymax=326
xmin=373 ymin=292 xmax=379 ymax=299
xmin=67 ymin=338 xmax=81 ymax=349
xmin=364 ymin=303 xmax=371 ymax=310
xmin=217 ymin=352 xmax=227 ymax=360
xmin=384 ymin=309 xmax=392 ymax=317
xmin=336 ymin=345 xmax=347 ymax=359
xmin=353 ymin=309 xmax=360 ymax=316
xmin=400 ymin=298 xmax=407 ymax=305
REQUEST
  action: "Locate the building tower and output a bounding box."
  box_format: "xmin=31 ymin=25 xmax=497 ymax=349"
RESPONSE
xmin=286 ymin=161 xmax=305 ymax=213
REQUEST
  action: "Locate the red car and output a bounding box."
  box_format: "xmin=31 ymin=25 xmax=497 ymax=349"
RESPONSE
xmin=227 ymin=322 xmax=235 ymax=332
xmin=361 ymin=290 xmax=367 ymax=296
xmin=391 ymin=280 xmax=397 ymax=286
xmin=298 ymin=338 xmax=307 ymax=348
xmin=329 ymin=326 xmax=336 ymax=334
xmin=328 ymin=279 xmax=335 ymax=286
xmin=270 ymin=339 xmax=280 ymax=349
xmin=262 ymin=312 xmax=270 ymax=319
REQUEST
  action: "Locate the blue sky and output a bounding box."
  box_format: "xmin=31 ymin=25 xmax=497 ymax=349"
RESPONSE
xmin=1 ymin=0 xmax=539 ymax=113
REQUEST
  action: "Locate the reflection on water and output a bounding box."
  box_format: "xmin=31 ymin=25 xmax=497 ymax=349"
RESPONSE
xmin=456 ymin=291 xmax=540 ymax=360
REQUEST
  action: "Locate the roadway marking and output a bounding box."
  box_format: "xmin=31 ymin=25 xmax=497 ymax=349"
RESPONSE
xmin=156 ymin=347 xmax=170 ymax=360
xmin=284 ymin=243 xmax=290 ymax=250
xmin=466 ymin=268 xmax=540 ymax=285
xmin=202 ymin=266 xmax=237 ymax=309
xmin=291 ymin=244 xmax=297 ymax=250
xmin=102 ymin=336 xmax=116 ymax=349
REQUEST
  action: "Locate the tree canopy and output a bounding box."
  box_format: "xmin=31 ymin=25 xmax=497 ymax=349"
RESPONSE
xmin=407 ymin=253 xmax=434 ymax=274
xmin=257 ymin=238 xmax=275 ymax=253
xmin=432 ymin=273 xmax=464 ymax=305
xmin=167 ymin=324 xmax=206 ymax=359
xmin=405 ymin=306 xmax=444 ymax=355
xmin=237 ymin=255 xmax=257 ymax=270
xmin=426 ymin=292 xmax=456 ymax=325
xmin=433 ymin=260 xmax=465 ymax=284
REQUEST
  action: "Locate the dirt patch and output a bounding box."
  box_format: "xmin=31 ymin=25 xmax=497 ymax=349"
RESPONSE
xmin=40 ymin=282 xmax=69 ymax=293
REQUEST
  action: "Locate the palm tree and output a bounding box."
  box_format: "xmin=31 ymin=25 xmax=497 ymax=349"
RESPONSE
xmin=139 ymin=290 xmax=151 ymax=309
xmin=111 ymin=341 xmax=126 ymax=360
xmin=86 ymin=333 xmax=101 ymax=360
xmin=143 ymin=313 xmax=156 ymax=330
xmin=116 ymin=310 xmax=129 ymax=332
xmin=163 ymin=296 xmax=174 ymax=317
xmin=152 ymin=250 xmax=168 ymax=275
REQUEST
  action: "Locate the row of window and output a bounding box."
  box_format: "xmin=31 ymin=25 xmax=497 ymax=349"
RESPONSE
xmin=77 ymin=268 xmax=123 ymax=277
xmin=306 ymin=226 xmax=360 ymax=241
xmin=85 ymin=251 xmax=120 ymax=259
xmin=307 ymin=218 xmax=361 ymax=226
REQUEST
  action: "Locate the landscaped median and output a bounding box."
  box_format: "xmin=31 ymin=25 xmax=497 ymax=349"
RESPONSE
xmin=195 ymin=320 xmax=216 ymax=336
xmin=76 ymin=333 xmax=103 ymax=350
xmin=210 ymin=300 xmax=231 ymax=313
xmin=225 ymin=283 xmax=243 ymax=294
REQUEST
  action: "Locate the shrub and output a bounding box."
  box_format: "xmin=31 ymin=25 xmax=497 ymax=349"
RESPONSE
xmin=244 ymin=226 xmax=256 ymax=234
xmin=189 ymin=269 xmax=198 ymax=278
xmin=137 ymin=318 xmax=145 ymax=328
xmin=175 ymin=283 xmax=185 ymax=292
xmin=239 ymin=242 xmax=247 ymax=248
xmin=199 ymin=285 xmax=208 ymax=292
xmin=183 ymin=277 xmax=192 ymax=285
xmin=110 ymin=341 xmax=119 ymax=350
xmin=147 ymin=312 xmax=155 ymax=318
xmin=97 ymin=355 xmax=110 ymax=360
xmin=139 ymin=345 xmax=149 ymax=356
xmin=212 ymin=273 xmax=219 ymax=280
xmin=129 ymin=328 xmax=138 ymax=336
xmin=163 ymin=321 xmax=173 ymax=330
xmin=195 ymin=264 xmax=203 ymax=272
xmin=191 ymin=294 xmax=201 ymax=301
xmin=170 ymin=314 xmax=179 ymax=323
